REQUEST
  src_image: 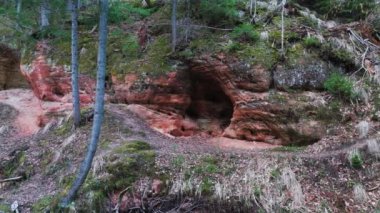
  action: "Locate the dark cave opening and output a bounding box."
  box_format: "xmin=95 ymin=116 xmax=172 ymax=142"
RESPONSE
xmin=185 ymin=72 xmax=234 ymax=135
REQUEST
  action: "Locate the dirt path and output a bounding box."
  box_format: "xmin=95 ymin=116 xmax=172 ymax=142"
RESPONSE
xmin=106 ymin=104 xmax=372 ymax=158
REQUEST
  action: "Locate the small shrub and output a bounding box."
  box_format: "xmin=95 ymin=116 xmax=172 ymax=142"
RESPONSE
xmin=109 ymin=2 xmax=154 ymax=24
xmin=303 ymin=37 xmax=321 ymax=48
xmin=121 ymin=35 xmax=140 ymax=58
xmin=324 ymin=72 xmax=355 ymax=100
xmin=320 ymin=43 xmax=355 ymax=67
xmin=296 ymin=0 xmax=376 ymax=21
xmin=231 ymin=23 xmax=259 ymax=42
xmin=348 ymin=149 xmax=363 ymax=169
xmin=316 ymin=100 xmax=342 ymax=123
xmin=198 ymin=0 xmax=238 ymax=26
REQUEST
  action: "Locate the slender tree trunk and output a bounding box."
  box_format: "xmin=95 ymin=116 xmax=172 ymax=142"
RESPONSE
xmin=71 ymin=0 xmax=81 ymax=128
xmin=250 ymin=0 xmax=253 ymax=16
xmin=171 ymin=0 xmax=177 ymax=52
xmin=185 ymin=0 xmax=190 ymax=42
xmin=16 ymin=0 xmax=21 ymax=14
xmin=281 ymin=0 xmax=286 ymax=56
xmin=40 ymin=0 xmax=50 ymax=29
xmin=60 ymin=0 xmax=108 ymax=206
xmin=67 ymin=0 xmax=73 ymax=11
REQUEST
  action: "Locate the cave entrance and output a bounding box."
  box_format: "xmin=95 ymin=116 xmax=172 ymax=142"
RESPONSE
xmin=186 ymin=72 xmax=233 ymax=136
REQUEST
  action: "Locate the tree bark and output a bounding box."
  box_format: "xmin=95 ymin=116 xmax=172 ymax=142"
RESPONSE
xmin=16 ymin=0 xmax=21 ymax=14
xmin=281 ymin=0 xmax=286 ymax=56
xmin=171 ymin=0 xmax=177 ymax=52
xmin=71 ymin=0 xmax=81 ymax=128
xmin=40 ymin=0 xmax=50 ymax=29
xmin=60 ymin=0 xmax=108 ymax=207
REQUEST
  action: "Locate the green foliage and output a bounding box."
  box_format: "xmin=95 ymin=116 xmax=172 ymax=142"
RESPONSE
xmin=324 ymin=72 xmax=355 ymax=100
xmin=269 ymin=30 xmax=302 ymax=46
xmin=193 ymin=156 xmax=220 ymax=175
xmin=316 ymin=100 xmax=343 ymax=123
xmin=200 ymin=177 xmax=214 ymax=195
xmin=189 ymin=33 xmax=223 ymax=55
xmin=320 ymin=43 xmax=355 ymax=68
xmin=171 ymin=155 xmax=186 ymax=168
xmin=122 ymin=35 xmax=171 ymax=75
xmin=349 ymin=150 xmax=363 ymax=169
xmin=303 ymin=37 xmax=321 ymax=48
xmin=113 ymin=140 xmax=152 ymax=153
xmin=270 ymin=168 xmax=281 ymax=179
xmin=101 ymin=141 xmax=155 ymax=192
xmin=231 ymin=23 xmax=259 ymax=42
xmin=0 ymin=203 xmax=11 ymax=213
xmin=121 ymin=34 xmax=140 ymax=58
xmin=109 ymin=1 xmax=154 ymax=24
xmin=197 ymin=0 xmax=238 ymax=26
xmin=1 ymin=151 xmax=26 ymax=178
xmin=253 ymin=184 xmax=262 ymax=197
xmin=226 ymin=41 xmax=279 ymax=69
xmin=54 ymin=119 xmax=73 ymax=136
xmin=31 ymin=196 xmax=53 ymax=213
xmin=296 ymin=0 xmax=376 ymax=21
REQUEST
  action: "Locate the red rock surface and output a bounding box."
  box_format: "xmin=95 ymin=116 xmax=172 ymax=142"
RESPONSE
xmin=112 ymin=53 xmax=325 ymax=145
xmin=21 ymin=42 xmax=95 ymax=104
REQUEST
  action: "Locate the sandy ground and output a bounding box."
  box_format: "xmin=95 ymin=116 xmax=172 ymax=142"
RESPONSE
xmin=0 ymin=89 xmax=72 ymax=137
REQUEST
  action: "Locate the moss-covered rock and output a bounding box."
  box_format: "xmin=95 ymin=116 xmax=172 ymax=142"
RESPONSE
xmin=274 ymin=44 xmax=338 ymax=90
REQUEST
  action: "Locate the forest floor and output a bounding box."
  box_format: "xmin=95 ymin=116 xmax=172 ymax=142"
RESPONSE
xmin=0 ymin=89 xmax=380 ymax=212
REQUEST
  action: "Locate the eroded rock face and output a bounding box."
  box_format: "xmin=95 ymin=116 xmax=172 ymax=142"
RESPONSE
xmin=0 ymin=44 xmax=28 ymax=89
xmin=273 ymin=53 xmax=338 ymax=90
xmin=21 ymin=42 xmax=95 ymax=104
xmin=274 ymin=63 xmax=332 ymax=90
xmin=112 ymin=70 xmax=195 ymax=136
xmin=112 ymin=53 xmax=326 ymax=145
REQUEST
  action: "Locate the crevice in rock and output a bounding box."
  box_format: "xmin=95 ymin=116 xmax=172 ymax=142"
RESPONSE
xmin=185 ymin=71 xmax=234 ymax=136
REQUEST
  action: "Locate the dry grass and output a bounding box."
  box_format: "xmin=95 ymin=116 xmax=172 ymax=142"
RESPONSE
xmin=281 ymin=167 xmax=305 ymax=209
xmin=167 ymin=158 xmax=306 ymax=212
xmin=366 ymin=139 xmax=380 ymax=158
xmin=356 ymin=121 xmax=369 ymax=139
xmin=353 ymin=184 xmax=368 ymax=203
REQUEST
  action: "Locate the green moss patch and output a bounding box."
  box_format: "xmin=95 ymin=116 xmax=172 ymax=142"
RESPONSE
xmin=0 ymin=203 xmax=11 ymax=213
xmin=226 ymin=41 xmax=280 ymax=69
xmin=31 ymin=196 xmax=53 ymax=213
xmin=86 ymin=140 xmax=156 ymax=194
xmin=1 ymin=150 xmax=26 ymax=178
xmin=119 ymin=35 xmax=172 ymax=75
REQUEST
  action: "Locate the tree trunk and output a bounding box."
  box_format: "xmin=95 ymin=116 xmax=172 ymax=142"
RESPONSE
xmin=71 ymin=0 xmax=81 ymax=128
xmin=281 ymin=0 xmax=286 ymax=56
xmin=171 ymin=0 xmax=177 ymax=52
xmin=16 ymin=0 xmax=21 ymax=14
xmin=60 ymin=0 xmax=108 ymax=207
xmin=67 ymin=0 xmax=73 ymax=12
xmin=40 ymin=0 xmax=50 ymax=29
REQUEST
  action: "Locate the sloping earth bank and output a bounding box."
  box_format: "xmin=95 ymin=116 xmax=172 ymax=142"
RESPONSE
xmin=0 ymin=97 xmax=379 ymax=212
